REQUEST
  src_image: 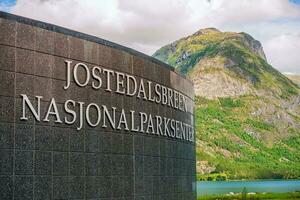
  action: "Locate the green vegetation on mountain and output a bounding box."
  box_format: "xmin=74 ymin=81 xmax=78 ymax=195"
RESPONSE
xmin=153 ymin=28 xmax=300 ymax=180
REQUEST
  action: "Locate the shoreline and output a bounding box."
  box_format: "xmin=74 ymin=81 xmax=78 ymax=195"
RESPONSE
xmin=197 ymin=178 xmax=300 ymax=182
xmin=197 ymin=191 xmax=300 ymax=200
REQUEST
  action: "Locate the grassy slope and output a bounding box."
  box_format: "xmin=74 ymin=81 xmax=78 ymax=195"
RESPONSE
xmin=153 ymin=29 xmax=300 ymax=180
xmin=195 ymin=96 xmax=300 ymax=180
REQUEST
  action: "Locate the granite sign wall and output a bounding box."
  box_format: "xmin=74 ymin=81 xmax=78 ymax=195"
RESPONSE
xmin=0 ymin=11 xmax=196 ymax=200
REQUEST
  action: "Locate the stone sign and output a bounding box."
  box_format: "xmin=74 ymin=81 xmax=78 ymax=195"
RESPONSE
xmin=0 ymin=11 xmax=196 ymax=200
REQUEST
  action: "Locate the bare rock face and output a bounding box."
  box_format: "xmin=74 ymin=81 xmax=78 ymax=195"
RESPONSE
xmin=189 ymin=56 xmax=253 ymax=99
xmin=192 ymin=71 xmax=251 ymax=98
xmin=237 ymin=32 xmax=267 ymax=61
xmin=196 ymin=160 xmax=216 ymax=174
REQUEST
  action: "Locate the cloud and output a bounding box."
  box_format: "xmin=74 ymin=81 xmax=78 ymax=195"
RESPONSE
xmin=8 ymin=0 xmax=300 ymax=73
xmin=264 ymin=33 xmax=300 ymax=74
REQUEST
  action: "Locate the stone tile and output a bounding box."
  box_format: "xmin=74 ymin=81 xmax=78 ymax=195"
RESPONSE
xmin=0 ymin=70 xmax=15 ymax=97
xmin=16 ymin=73 xmax=35 ymax=98
xmin=111 ymin=134 xmax=123 ymax=154
xmin=53 ymin=151 xmax=68 ymax=176
xmin=16 ymin=48 xmax=35 ymax=74
xmin=35 ymin=52 xmax=53 ymax=77
xmin=144 ymin=156 xmax=153 ymax=176
xmin=35 ymin=151 xmax=52 ymax=175
xmin=143 ymin=61 xmax=156 ymax=82
xmin=98 ymin=44 xmax=112 ymax=68
xmin=14 ymin=176 xmax=33 ymax=200
xmin=70 ymin=129 xmax=84 ymax=152
xmin=52 ymin=56 xmax=67 ymax=80
xmin=124 ymin=176 xmax=134 ymax=197
xmin=16 ymin=23 xmax=36 ymax=50
xmin=86 ymin=176 xmax=100 ymax=199
xmin=163 ymin=68 xmax=171 ymax=87
xmin=111 ymin=93 xmax=124 ymax=110
xmin=111 ymin=154 xmax=124 ymax=176
xmin=85 ymin=153 xmax=97 ymax=176
xmin=52 ymin=79 xmax=69 ymax=103
xmin=0 ymin=123 xmax=14 ymax=149
xmin=53 ymin=176 xmax=69 ymax=199
xmin=35 ymin=125 xmax=52 ymax=151
xmin=54 ymin=32 xmax=69 ymax=57
xmin=99 ymin=133 xmax=111 ymax=153
xmin=0 ymin=149 xmax=13 ymax=175
xmin=99 ymin=176 xmax=111 ymax=198
xmin=166 ymin=140 xmax=175 ymax=158
xmin=0 ymin=96 xmax=14 ymax=123
xmin=68 ymin=81 xmax=88 ymax=102
xmin=123 ymin=134 xmax=133 ymax=155
xmin=153 ymin=156 xmax=160 ymax=176
xmin=34 ymin=176 xmax=52 ymax=200
xmin=98 ymin=153 xmax=111 ymax=176
xmin=69 ymin=36 xmax=84 ymax=60
xmin=124 ymin=197 xmax=135 ymax=200
xmin=85 ymin=130 xmax=99 ymax=152
xmin=143 ymin=176 xmax=153 ymax=195
xmin=84 ymin=40 xmax=98 ymax=64
xmin=0 ymin=176 xmax=13 ymax=200
xmin=132 ymin=56 xmax=145 ymax=77
xmin=124 ymin=155 xmax=133 ymax=176
xmin=70 ymin=152 xmax=84 ymax=175
xmin=144 ymin=137 xmax=155 ymax=156
xmin=34 ymin=76 xmax=52 ymax=101
xmin=134 ymin=196 xmax=145 ymax=200
xmin=52 ymin=127 xmax=69 ymax=151
xmin=153 ymin=176 xmax=160 ymax=196
xmin=134 ymin=155 xmax=143 ymax=178
xmin=166 ymin=158 xmax=173 ymax=176
xmin=112 ymin=176 xmax=124 ymax=197
xmin=15 ymin=150 xmax=33 ymax=175
xmin=15 ymin=124 xmax=34 ymax=150
xmin=111 ymin=48 xmax=131 ymax=73
xmin=159 ymin=176 xmax=167 ymax=195
xmin=134 ymin=177 xmax=144 ymax=195
xmin=123 ymin=95 xmax=136 ymax=111
xmin=69 ymin=176 xmax=85 ymax=199
xmin=134 ymin=135 xmax=144 ymax=155
xmin=0 ymin=45 xmax=15 ymax=72
xmin=0 ymin=18 xmax=16 ymax=46
xmin=159 ymin=157 xmax=166 ymax=176
xmin=173 ymin=158 xmax=180 ymax=176
xmin=36 ymin=28 xmax=54 ymax=54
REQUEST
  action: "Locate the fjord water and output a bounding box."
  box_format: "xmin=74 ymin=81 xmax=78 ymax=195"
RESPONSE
xmin=197 ymin=180 xmax=300 ymax=196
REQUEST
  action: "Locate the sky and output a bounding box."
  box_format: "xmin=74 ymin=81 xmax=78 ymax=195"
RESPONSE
xmin=1 ymin=0 xmax=300 ymax=74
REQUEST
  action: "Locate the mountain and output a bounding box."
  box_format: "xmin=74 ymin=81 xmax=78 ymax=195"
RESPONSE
xmin=153 ymin=28 xmax=300 ymax=180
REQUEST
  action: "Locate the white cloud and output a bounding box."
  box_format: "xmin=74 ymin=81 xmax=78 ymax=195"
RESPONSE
xmin=9 ymin=0 xmax=300 ymax=73
xmin=264 ymin=33 xmax=300 ymax=74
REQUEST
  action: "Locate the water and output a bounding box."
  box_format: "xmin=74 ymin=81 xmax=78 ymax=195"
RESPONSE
xmin=197 ymin=180 xmax=300 ymax=196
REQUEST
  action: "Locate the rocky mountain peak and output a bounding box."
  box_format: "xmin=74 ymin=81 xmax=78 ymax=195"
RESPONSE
xmin=237 ymin=32 xmax=267 ymax=61
xmin=153 ymin=28 xmax=298 ymax=99
xmin=193 ymin=27 xmax=221 ymax=35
